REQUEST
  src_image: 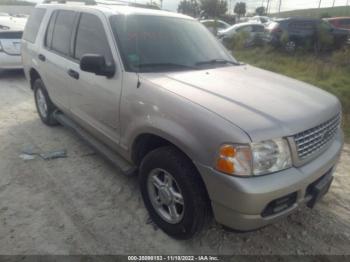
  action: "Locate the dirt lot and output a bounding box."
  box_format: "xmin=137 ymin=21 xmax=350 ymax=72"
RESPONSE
xmin=0 ymin=70 xmax=349 ymax=255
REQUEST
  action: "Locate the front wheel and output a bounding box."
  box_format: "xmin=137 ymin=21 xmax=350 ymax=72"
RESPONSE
xmin=139 ymin=146 xmax=210 ymax=239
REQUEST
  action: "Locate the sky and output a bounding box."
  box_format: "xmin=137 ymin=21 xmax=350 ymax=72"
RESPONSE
xmin=26 ymin=0 xmax=349 ymax=13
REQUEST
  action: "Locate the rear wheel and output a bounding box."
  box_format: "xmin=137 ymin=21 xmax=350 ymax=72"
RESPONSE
xmin=285 ymin=40 xmax=296 ymax=53
xmin=139 ymin=146 xmax=210 ymax=239
xmin=33 ymin=79 xmax=58 ymax=126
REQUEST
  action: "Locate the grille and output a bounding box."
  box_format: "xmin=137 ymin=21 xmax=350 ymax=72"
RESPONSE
xmin=293 ymin=113 xmax=341 ymax=160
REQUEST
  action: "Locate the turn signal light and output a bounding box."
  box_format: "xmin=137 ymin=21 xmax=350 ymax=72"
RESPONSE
xmin=215 ymin=144 xmax=252 ymax=176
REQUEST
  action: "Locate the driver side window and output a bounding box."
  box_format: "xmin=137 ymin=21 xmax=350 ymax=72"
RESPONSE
xmin=74 ymin=13 xmax=113 ymax=65
xmin=237 ymin=26 xmax=252 ymax=33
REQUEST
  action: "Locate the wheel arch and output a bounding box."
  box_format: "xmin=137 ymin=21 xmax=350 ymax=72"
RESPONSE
xmin=29 ymin=68 xmax=42 ymax=89
xmin=131 ymin=132 xmax=211 ymax=204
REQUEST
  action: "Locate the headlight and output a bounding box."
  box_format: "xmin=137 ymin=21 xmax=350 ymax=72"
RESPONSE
xmin=251 ymin=138 xmax=292 ymax=176
xmin=215 ymin=138 xmax=292 ymax=177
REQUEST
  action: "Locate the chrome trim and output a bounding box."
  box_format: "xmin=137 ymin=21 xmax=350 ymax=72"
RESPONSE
xmin=289 ymin=113 xmax=341 ymax=167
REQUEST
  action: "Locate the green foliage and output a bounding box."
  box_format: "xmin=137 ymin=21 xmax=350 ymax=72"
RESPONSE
xmin=280 ymin=31 xmax=289 ymax=45
xmin=233 ymin=47 xmax=350 ymax=140
xmin=331 ymin=47 xmax=350 ymax=67
xmin=230 ymin=31 xmax=250 ymax=50
xmin=255 ymin=6 xmax=266 ymax=16
xmin=177 ymin=0 xmax=199 ymax=17
xmin=145 ymin=1 xmax=161 ymax=10
xmin=315 ymin=22 xmax=335 ymax=52
xmin=320 ymin=12 xmax=331 ymax=18
xmin=234 ymin=2 xmax=246 ymax=18
xmin=0 ymin=0 xmax=34 ymax=5
xmin=274 ymin=6 xmax=350 ymax=19
xmin=199 ymin=0 xmax=227 ymax=18
xmin=219 ymin=14 xmax=236 ymax=24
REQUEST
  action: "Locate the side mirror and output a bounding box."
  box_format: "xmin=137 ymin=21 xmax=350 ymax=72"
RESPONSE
xmin=80 ymin=54 xmax=115 ymax=78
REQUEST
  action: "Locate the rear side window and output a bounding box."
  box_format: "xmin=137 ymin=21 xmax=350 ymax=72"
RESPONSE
xmin=74 ymin=13 xmax=112 ymax=64
xmin=253 ymin=25 xmax=264 ymax=32
xmin=339 ymin=19 xmax=350 ymax=26
xmin=237 ymin=25 xmax=252 ymax=33
xmin=51 ymin=10 xmax=76 ymax=56
xmin=45 ymin=11 xmax=57 ymax=48
xmin=23 ymin=8 xmax=46 ymax=43
xmin=289 ymin=21 xmax=314 ymax=30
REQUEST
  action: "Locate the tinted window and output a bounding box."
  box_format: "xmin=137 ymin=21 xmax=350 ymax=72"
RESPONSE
xmin=237 ymin=26 xmax=252 ymax=33
xmin=74 ymin=13 xmax=112 ymax=63
xmin=253 ymin=25 xmax=264 ymax=32
xmin=289 ymin=21 xmax=315 ymax=30
xmin=218 ymin=22 xmax=227 ymax=29
xmin=23 ymin=8 xmax=46 ymax=43
xmin=45 ymin=11 xmax=57 ymax=48
xmin=0 ymin=31 xmax=23 ymax=39
xmin=110 ymin=15 xmax=235 ymax=72
xmin=339 ymin=19 xmax=350 ymax=26
xmin=51 ymin=10 xmax=76 ymax=56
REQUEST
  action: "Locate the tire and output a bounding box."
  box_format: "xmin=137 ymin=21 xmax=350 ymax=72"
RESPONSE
xmin=139 ymin=146 xmax=210 ymax=239
xmin=285 ymin=40 xmax=296 ymax=53
xmin=33 ymin=78 xmax=58 ymax=126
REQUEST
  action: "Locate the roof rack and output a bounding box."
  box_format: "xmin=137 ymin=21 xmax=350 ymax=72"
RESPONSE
xmin=42 ymin=0 xmax=161 ymax=9
xmin=43 ymin=0 xmax=97 ymax=5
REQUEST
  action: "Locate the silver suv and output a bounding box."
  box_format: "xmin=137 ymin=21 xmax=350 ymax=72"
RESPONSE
xmin=22 ymin=1 xmax=344 ymax=239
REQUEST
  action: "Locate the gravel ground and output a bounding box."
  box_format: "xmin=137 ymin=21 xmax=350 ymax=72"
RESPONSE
xmin=0 ymin=70 xmax=349 ymax=255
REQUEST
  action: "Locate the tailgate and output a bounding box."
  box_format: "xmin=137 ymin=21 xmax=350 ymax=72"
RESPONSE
xmin=0 ymin=31 xmax=22 ymax=55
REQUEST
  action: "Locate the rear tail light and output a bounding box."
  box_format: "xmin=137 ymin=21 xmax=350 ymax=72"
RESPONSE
xmin=271 ymin=27 xmax=283 ymax=34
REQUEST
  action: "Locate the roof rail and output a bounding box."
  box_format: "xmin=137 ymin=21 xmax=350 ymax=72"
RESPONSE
xmin=42 ymin=0 xmax=162 ymax=9
xmin=43 ymin=0 xmax=97 ymax=5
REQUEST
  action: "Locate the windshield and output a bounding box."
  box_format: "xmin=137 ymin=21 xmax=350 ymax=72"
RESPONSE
xmin=109 ymin=15 xmax=237 ymax=72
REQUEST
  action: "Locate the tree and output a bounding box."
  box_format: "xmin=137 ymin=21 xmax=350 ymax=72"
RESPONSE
xmin=177 ymin=0 xmax=199 ymax=17
xmin=199 ymin=0 xmax=227 ymax=18
xmin=255 ymin=6 xmax=266 ymax=16
xmin=234 ymin=2 xmax=246 ymax=19
xmin=0 ymin=0 xmax=34 ymax=5
xmin=145 ymin=1 xmax=161 ymax=10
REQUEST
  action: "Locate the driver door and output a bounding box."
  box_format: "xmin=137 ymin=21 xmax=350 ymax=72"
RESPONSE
xmin=67 ymin=11 xmax=122 ymax=148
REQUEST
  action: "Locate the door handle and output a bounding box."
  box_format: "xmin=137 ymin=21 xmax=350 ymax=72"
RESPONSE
xmin=38 ymin=54 xmax=46 ymax=62
xmin=67 ymin=69 xmax=79 ymax=80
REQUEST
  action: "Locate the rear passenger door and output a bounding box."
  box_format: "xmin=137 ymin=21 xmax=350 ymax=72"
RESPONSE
xmin=288 ymin=21 xmax=315 ymax=39
xmin=40 ymin=9 xmax=78 ymax=112
xmin=67 ymin=11 xmax=122 ymax=147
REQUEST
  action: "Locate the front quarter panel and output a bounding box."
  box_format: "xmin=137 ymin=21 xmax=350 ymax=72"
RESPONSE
xmin=120 ymin=72 xmax=251 ymax=166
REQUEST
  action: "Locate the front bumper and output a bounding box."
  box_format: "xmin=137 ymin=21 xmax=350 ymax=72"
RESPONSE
xmin=196 ymin=130 xmax=344 ymax=231
xmin=0 ymin=52 xmax=22 ymax=69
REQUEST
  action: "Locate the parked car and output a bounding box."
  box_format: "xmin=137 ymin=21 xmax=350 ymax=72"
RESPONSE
xmin=265 ymin=18 xmax=349 ymax=52
xmin=0 ymin=16 xmax=27 ymax=70
xmin=218 ymin=22 xmax=265 ymax=47
xmin=200 ymin=19 xmax=231 ymax=34
xmin=325 ymin=17 xmax=350 ymax=43
xmin=249 ymin=15 xmax=271 ymax=25
xmin=325 ymin=17 xmax=350 ymax=30
xmin=22 ymin=3 xmax=343 ymax=239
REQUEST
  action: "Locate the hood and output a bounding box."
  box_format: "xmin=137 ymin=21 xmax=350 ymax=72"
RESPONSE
xmin=142 ymin=65 xmax=340 ymax=142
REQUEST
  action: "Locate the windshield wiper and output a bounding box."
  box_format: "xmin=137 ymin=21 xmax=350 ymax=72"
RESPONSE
xmin=195 ymin=59 xmax=239 ymax=66
xmin=136 ymin=63 xmax=198 ymax=71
